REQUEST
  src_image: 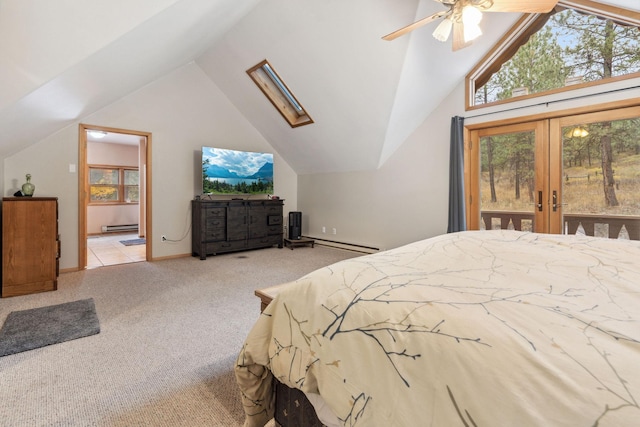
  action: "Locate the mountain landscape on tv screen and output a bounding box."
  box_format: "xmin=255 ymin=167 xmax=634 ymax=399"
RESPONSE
xmin=202 ymin=147 xmax=274 ymax=195
xmin=204 ymin=161 xmax=273 ymax=180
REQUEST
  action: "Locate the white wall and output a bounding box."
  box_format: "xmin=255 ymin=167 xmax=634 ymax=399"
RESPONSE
xmin=0 ymin=0 xmax=182 ymax=113
xmin=298 ymin=84 xmax=465 ymax=251
xmin=4 ymin=62 xmax=298 ymax=270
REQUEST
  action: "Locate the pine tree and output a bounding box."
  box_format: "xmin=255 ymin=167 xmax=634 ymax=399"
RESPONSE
xmin=555 ymin=10 xmax=640 ymax=206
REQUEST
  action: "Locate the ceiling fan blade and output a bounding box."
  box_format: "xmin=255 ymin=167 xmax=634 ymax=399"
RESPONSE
xmin=452 ymin=21 xmax=473 ymax=51
xmin=483 ymin=0 xmax=559 ymax=13
xmin=382 ymin=11 xmax=449 ymax=41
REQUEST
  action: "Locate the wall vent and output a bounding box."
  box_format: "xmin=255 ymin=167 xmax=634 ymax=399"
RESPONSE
xmin=101 ymin=224 xmax=138 ymax=233
xmin=307 ymin=237 xmax=379 ymax=254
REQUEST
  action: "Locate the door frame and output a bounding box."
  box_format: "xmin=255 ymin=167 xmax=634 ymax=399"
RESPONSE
xmin=465 ymin=99 xmax=640 ymax=233
xmin=78 ymin=124 xmax=153 ymax=269
xmin=467 ymin=120 xmax=548 ymax=232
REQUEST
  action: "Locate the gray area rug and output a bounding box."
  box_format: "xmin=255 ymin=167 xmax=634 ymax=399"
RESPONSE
xmin=119 ymin=238 xmax=146 ymax=246
xmin=0 ymin=298 xmax=100 ymax=357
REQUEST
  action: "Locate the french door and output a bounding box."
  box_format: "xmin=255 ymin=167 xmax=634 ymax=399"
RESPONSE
xmin=466 ymin=106 xmax=640 ymax=239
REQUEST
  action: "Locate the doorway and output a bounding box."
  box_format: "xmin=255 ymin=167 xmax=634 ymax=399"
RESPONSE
xmin=466 ymin=105 xmax=640 ymax=239
xmin=78 ymin=124 xmax=152 ymax=269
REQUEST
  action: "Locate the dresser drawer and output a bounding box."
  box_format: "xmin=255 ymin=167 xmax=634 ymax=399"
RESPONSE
xmin=205 ymin=240 xmax=247 ymax=254
xmin=267 ymin=225 xmax=282 ymax=235
xmin=203 ymin=206 xmax=226 ymax=217
xmin=248 ymin=235 xmax=282 ymax=248
xmin=203 ymin=228 xmax=226 ymax=241
xmin=205 ymin=216 xmax=225 ymax=228
xmin=268 ymin=215 xmax=282 ymax=225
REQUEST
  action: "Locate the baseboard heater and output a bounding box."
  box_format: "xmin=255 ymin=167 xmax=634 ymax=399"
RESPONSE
xmin=101 ymin=224 xmax=138 ymax=233
xmin=305 ymin=236 xmax=379 ymax=254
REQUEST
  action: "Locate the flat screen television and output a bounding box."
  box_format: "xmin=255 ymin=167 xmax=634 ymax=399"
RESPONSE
xmin=202 ymin=146 xmax=274 ymax=195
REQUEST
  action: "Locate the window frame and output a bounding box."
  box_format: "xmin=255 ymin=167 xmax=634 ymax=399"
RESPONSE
xmin=466 ymin=0 xmax=640 ymax=111
xmin=247 ymin=59 xmax=313 ymax=128
xmin=88 ymin=165 xmax=140 ymax=205
xmin=464 ymin=99 xmax=640 ymax=232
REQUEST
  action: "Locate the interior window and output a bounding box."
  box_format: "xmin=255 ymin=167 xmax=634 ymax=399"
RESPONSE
xmin=89 ymin=167 xmax=139 ymax=204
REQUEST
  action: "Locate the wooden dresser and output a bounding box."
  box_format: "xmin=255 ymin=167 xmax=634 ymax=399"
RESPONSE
xmin=191 ymin=198 xmax=284 ymax=259
xmin=2 ymin=197 xmax=60 ymax=297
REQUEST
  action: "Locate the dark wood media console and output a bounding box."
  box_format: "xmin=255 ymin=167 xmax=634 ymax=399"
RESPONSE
xmin=191 ymin=199 xmax=284 ymax=259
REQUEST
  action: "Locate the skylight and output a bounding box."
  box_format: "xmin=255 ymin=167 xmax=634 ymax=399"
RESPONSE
xmin=247 ymin=60 xmax=313 ymax=128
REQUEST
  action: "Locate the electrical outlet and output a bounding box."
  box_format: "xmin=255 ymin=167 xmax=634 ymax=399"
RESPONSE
xmin=322 ymin=226 xmax=326 ymax=234
xmin=162 ymin=235 xmax=167 ymax=242
xmin=332 ymin=228 xmax=337 ymax=235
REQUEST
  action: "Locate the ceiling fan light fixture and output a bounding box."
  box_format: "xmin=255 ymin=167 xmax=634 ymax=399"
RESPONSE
xmin=383 ymin=0 xmax=559 ymax=49
xmin=432 ymin=18 xmax=453 ymax=42
xmin=463 ymin=22 xmax=482 ymax=42
xmin=461 ymin=5 xmax=483 ymax=27
xmin=461 ymin=5 xmax=483 ymax=42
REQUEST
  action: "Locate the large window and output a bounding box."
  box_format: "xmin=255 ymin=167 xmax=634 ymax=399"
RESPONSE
xmin=467 ymin=0 xmax=640 ymax=109
xmin=89 ymin=166 xmax=139 ymax=204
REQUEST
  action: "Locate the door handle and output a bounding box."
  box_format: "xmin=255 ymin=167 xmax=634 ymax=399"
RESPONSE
xmin=552 ymin=190 xmax=568 ymax=211
xmin=537 ymin=191 xmax=543 ymax=212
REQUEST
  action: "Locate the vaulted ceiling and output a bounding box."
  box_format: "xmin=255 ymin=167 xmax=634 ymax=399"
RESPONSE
xmin=1 ymin=0 xmax=638 ymax=174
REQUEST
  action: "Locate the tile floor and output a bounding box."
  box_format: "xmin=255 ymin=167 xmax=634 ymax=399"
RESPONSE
xmin=87 ymin=233 xmax=146 ymax=269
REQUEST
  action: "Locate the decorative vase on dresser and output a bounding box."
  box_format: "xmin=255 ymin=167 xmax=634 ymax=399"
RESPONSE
xmin=1 ymin=197 xmax=60 ymax=297
xmin=21 ymin=173 xmax=35 ymax=196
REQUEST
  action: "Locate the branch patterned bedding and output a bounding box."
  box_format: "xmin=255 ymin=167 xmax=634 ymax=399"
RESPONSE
xmin=235 ymin=230 xmax=640 ymax=426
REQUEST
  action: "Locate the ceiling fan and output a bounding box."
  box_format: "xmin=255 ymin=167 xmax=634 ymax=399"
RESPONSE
xmin=382 ymin=0 xmax=559 ymax=51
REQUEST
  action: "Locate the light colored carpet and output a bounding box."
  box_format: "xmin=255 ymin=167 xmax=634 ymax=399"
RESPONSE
xmin=0 ymin=245 xmax=360 ymax=426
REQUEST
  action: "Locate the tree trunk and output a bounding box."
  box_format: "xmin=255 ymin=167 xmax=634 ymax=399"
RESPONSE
xmin=527 ymin=179 xmax=534 ymax=203
xmin=514 ymin=157 xmax=521 ymax=200
xmin=488 ymin=137 xmax=497 ymax=203
xmin=600 ymin=133 xmax=619 ymax=206
xmin=598 ymin=20 xmax=618 ymax=207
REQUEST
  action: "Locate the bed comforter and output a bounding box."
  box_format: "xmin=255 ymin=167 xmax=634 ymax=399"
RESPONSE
xmin=235 ymin=230 xmax=640 ymax=426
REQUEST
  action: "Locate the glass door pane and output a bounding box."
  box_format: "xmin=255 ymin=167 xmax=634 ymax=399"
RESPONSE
xmin=560 ymin=115 xmax=640 ymax=240
xmin=479 ymin=128 xmax=540 ymax=232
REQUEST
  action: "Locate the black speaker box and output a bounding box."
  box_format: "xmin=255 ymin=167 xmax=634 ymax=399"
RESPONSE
xmin=289 ymin=211 xmax=302 ymax=240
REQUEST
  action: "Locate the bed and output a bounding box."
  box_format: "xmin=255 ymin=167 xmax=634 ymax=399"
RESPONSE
xmin=235 ymin=230 xmax=640 ymax=426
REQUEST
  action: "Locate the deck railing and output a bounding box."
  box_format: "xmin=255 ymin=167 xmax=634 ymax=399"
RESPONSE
xmin=480 ymin=210 xmax=640 ymax=240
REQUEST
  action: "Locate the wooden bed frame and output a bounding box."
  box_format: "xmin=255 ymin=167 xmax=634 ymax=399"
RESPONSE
xmin=255 ymin=285 xmax=326 ymax=427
